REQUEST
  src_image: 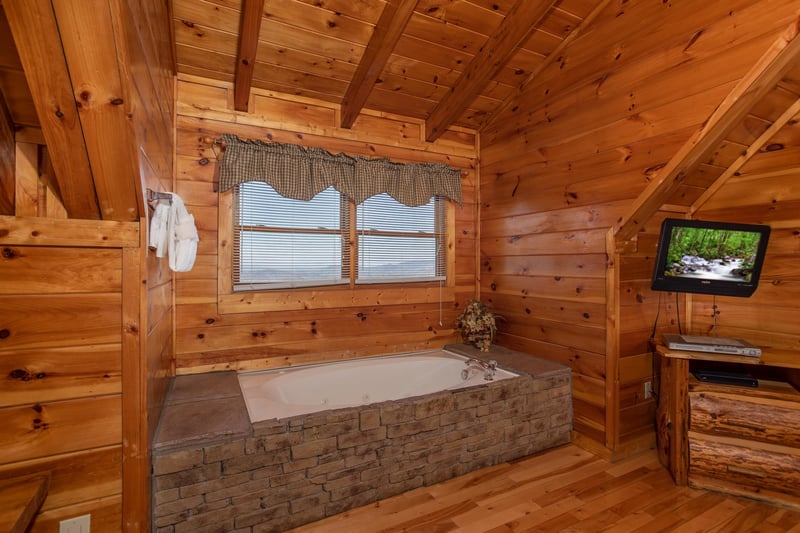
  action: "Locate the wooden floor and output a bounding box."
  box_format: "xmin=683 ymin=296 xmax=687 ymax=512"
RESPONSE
xmin=290 ymin=444 xmax=800 ymax=532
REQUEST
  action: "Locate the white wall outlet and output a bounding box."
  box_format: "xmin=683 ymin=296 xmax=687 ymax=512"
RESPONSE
xmin=644 ymin=381 xmax=653 ymax=399
xmin=59 ymin=514 xmax=90 ymax=533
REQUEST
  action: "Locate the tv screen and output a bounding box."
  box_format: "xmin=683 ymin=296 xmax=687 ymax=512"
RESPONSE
xmin=651 ymin=218 xmax=770 ymax=297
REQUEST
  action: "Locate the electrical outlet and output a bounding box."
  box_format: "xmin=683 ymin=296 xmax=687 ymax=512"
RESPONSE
xmin=644 ymin=381 xmax=653 ymax=399
xmin=59 ymin=514 xmax=90 ymax=533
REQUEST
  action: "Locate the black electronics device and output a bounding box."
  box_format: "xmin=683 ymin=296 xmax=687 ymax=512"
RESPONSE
xmin=692 ymin=367 xmax=758 ymax=387
xmin=690 ymin=359 xmax=759 ymax=387
xmin=651 ymin=218 xmax=770 ymax=298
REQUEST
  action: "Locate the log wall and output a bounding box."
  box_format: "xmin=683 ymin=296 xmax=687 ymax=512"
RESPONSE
xmin=479 ymin=0 xmax=800 ymax=456
xmin=173 ymin=75 xmax=479 ymax=372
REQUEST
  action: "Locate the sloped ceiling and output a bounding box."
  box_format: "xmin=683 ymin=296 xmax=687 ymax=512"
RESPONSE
xmin=616 ymin=20 xmax=800 ymax=242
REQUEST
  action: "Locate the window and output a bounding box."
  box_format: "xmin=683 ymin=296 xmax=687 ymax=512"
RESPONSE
xmin=232 ymin=182 xmax=447 ymax=290
xmin=356 ymin=193 xmax=446 ymax=284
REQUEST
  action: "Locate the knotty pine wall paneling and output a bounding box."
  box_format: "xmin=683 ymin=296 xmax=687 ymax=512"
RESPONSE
xmin=479 ymin=0 xmax=800 ymax=458
xmin=0 ymin=216 xmax=141 ymax=532
xmin=109 ymin=0 xmax=176 ymax=527
xmin=691 ymin=137 xmax=800 ymax=353
xmin=174 ymin=75 xmax=478 ymax=373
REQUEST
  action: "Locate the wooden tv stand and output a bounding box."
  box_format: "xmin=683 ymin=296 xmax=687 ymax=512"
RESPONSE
xmin=656 ymin=344 xmax=800 ymax=509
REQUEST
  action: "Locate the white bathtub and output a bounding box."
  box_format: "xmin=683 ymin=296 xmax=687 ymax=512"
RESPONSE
xmin=237 ymin=349 xmax=519 ymax=422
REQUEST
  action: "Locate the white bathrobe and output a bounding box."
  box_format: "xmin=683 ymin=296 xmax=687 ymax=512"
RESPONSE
xmin=149 ymin=192 xmax=199 ymax=272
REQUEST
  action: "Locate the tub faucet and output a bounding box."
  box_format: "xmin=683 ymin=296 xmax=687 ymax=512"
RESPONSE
xmin=463 ymin=358 xmax=497 ymax=381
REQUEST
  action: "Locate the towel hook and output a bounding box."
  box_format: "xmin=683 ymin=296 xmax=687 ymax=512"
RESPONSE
xmin=147 ymin=189 xmax=173 ymax=205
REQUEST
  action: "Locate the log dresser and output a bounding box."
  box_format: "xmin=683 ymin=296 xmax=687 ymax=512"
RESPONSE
xmin=656 ymin=344 xmax=800 ymax=509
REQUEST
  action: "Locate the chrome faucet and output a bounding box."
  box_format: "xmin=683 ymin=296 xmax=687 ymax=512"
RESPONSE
xmin=463 ymin=358 xmax=497 ymax=381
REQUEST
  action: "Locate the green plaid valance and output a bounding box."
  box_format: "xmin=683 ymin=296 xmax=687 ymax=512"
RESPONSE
xmin=218 ymin=134 xmax=462 ymax=207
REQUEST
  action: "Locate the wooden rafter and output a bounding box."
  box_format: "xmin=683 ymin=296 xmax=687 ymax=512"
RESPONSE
xmin=483 ymin=0 xmax=612 ymax=129
xmin=234 ymin=0 xmax=265 ymax=112
xmin=340 ymin=0 xmax=418 ymax=129
xmin=3 ymin=0 xmax=100 ymax=219
xmin=425 ymin=0 xmax=557 ymax=142
xmin=691 ymin=97 xmax=800 ymax=215
xmin=614 ymin=15 xmax=800 ymax=243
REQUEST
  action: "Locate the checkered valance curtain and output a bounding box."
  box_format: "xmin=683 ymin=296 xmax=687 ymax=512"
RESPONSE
xmin=218 ymin=134 xmax=462 ymax=206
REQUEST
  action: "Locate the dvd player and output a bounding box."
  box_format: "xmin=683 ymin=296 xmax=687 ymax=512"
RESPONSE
xmin=662 ymin=333 xmax=762 ymax=357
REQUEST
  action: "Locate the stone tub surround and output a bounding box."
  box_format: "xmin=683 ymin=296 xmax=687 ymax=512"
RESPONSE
xmin=154 ymin=371 xmax=251 ymax=450
xmin=152 ymin=346 xmax=572 ymax=532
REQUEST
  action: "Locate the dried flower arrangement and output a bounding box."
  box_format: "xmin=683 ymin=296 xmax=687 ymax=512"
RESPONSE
xmin=455 ymin=299 xmax=497 ymax=351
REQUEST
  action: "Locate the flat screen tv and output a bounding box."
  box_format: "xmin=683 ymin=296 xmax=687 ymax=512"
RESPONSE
xmin=651 ymin=218 xmax=770 ymax=297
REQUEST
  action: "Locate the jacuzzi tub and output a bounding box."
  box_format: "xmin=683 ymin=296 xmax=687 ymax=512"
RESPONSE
xmin=237 ymin=349 xmax=518 ymax=421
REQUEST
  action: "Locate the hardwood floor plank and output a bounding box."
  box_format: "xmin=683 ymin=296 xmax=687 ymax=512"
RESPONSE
xmin=290 ymin=444 xmax=800 ymax=532
xmin=670 ymin=498 xmax=747 ymax=532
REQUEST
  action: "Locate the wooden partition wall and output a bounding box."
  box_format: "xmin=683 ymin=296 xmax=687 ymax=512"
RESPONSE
xmin=0 ymin=0 xmax=174 ymax=528
xmin=173 ymin=75 xmax=479 ymax=373
xmin=479 ymin=0 xmax=800 ymax=457
xmin=0 ymin=216 xmax=146 ymax=531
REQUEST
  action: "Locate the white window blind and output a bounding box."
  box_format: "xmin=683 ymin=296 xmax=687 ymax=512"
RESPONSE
xmin=233 ymin=182 xmax=349 ymax=290
xmin=233 ymin=183 xmax=446 ymax=290
xmin=356 ymin=194 xmax=445 ymax=284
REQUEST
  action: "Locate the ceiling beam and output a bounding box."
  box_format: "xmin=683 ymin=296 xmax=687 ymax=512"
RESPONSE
xmin=483 ymin=0 xmax=612 ymax=129
xmin=425 ymin=0 xmax=557 ymax=142
xmin=3 ymin=0 xmax=100 ymax=219
xmin=614 ymin=15 xmax=800 ymax=243
xmin=690 ymin=97 xmax=800 ymax=215
xmin=340 ymin=0 xmax=418 ymax=129
xmin=234 ymin=0 xmax=265 ymax=112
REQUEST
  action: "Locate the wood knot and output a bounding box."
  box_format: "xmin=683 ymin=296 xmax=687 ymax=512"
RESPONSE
xmin=2 ymin=247 xmax=15 ymax=259
xmin=110 ymin=97 xmax=124 ymax=105
xmin=9 ymin=369 xmax=28 ymax=380
xmin=0 ymin=329 xmax=10 ymax=339
xmin=199 ymin=157 xmax=209 ymax=166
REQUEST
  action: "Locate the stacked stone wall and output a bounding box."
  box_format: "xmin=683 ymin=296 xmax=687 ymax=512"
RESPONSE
xmin=154 ymin=370 xmax=571 ymax=532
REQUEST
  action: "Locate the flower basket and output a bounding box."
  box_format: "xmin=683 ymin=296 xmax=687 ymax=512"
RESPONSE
xmin=456 ymin=300 xmax=497 ymax=351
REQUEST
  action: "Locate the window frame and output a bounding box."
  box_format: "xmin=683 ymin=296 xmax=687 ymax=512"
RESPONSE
xmin=217 ymin=187 xmax=456 ymax=314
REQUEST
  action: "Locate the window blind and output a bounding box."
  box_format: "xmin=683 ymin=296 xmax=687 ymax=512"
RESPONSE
xmin=233 ymin=182 xmax=349 ymax=290
xmin=356 ymin=193 xmax=445 ymax=284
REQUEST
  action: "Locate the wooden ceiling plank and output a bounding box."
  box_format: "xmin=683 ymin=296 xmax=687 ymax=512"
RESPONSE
xmin=614 ymin=15 xmax=800 ymax=243
xmin=483 ymin=0 xmax=612 ymax=129
xmin=234 ymin=0 xmax=266 ymax=112
xmin=50 ymin=0 xmax=142 ymax=221
xmin=2 ymin=0 xmax=100 ymax=219
xmin=691 ymin=98 xmax=800 ymax=215
xmin=424 ymin=0 xmax=557 ymax=142
xmin=340 ymin=0 xmax=418 ymax=129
